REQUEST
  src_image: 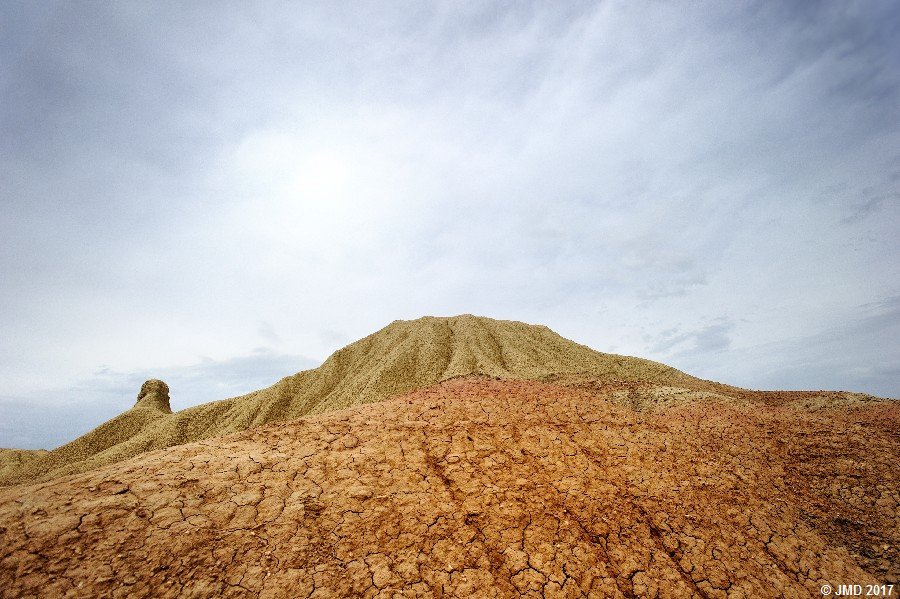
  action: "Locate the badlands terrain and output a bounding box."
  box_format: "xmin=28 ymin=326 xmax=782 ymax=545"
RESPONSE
xmin=0 ymin=315 xmax=896 ymax=597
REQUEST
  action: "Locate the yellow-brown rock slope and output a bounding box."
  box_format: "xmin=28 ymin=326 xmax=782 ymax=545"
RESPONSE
xmin=0 ymin=315 xmax=696 ymax=486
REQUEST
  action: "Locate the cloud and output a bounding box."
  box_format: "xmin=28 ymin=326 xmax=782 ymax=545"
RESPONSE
xmin=257 ymin=322 xmax=282 ymax=346
xmin=649 ymin=318 xmax=735 ymax=357
xmin=0 ymin=2 xmax=898 ymax=446
xmin=841 ymin=190 xmax=899 ymax=225
xmin=664 ymin=297 xmax=900 ymax=398
xmin=751 ymin=296 xmax=900 ymax=397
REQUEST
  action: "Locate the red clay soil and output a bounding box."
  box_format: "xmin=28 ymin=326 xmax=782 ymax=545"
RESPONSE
xmin=0 ymin=377 xmax=896 ymax=598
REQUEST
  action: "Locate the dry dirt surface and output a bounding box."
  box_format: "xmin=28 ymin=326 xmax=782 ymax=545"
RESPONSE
xmin=1 ymin=377 xmax=897 ymax=598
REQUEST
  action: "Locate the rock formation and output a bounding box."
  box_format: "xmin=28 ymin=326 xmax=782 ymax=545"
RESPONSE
xmin=134 ymin=379 xmax=172 ymax=413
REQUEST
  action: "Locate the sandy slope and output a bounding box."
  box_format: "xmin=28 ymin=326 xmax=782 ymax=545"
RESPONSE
xmin=0 ymin=315 xmax=697 ymax=487
xmin=1 ymin=377 xmax=896 ymax=598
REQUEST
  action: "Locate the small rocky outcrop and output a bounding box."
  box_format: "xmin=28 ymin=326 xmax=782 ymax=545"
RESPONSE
xmin=134 ymin=379 xmax=172 ymax=413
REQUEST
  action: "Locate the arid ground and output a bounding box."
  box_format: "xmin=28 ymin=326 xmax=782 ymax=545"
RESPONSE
xmin=0 ymin=317 xmax=896 ymax=597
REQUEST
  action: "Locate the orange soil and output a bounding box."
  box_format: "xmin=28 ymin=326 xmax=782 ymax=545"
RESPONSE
xmin=1 ymin=377 xmax=896 ymax=598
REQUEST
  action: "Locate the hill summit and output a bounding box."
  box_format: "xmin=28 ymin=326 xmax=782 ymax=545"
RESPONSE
xmin=0 ymin=315 xmax=699 ymax=486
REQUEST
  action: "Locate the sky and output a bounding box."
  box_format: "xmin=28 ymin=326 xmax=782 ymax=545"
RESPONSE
xmin=1 ymin=1 xmax=898 ymax=449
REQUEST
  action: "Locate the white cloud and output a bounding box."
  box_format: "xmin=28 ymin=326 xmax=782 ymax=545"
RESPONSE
xmin=0 ymin=2 xmax=898 ymax=446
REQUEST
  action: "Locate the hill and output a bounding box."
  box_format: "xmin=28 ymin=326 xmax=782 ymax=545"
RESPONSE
xmin=0 ymin=376 xmax=896 ymax=597
xmin=0 ymin=315 xmax=702 ymax=486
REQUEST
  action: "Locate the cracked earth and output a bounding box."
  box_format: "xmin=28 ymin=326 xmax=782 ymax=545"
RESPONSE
xmin=1 ymin=377 xmax=897 ymax=598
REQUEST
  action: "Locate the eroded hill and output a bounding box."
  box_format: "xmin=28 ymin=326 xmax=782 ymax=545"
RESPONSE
xmin=0 ymin=377 xmax=896 ymax=598
xmin=0 ymin=315 xmax=699 ymax=486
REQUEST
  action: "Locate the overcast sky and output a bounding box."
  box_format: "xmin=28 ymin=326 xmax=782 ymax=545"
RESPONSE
xmin=1 ymin=1 xmax=898 ymax=449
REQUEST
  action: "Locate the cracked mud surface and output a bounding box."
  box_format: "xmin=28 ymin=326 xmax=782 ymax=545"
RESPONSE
xmin=1 ymin=377 xmax=897 ymax=598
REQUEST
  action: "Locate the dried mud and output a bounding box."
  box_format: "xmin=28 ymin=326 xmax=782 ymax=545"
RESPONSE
xmin=1 ymin=377 xmax=896 ymax=598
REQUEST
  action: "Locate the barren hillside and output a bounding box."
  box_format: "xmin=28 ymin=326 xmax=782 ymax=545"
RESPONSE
xmin=1 ymin=377 xmax=896 ymax=598
xmin=0 ymin=316 xmax=896 ymax=598
xmin=0 ymin=316 xmax=698 ymax=486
